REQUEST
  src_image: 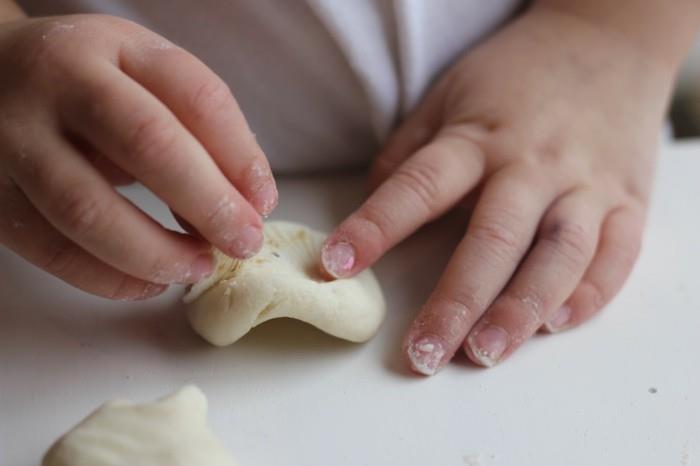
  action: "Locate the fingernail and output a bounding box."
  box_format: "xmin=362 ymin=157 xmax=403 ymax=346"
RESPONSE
xmin=407 ymin=335 xmax=446 ymax=376
xmin=321 ymin=241 xmax=356 ymax=278
xmin=137 ymin=283 xmax=167 ymax=300
xmin=253 ymin=181 xmax=278 ymax=217
xmin=189 ymin=253 xmax=214 ymax=282
xmin=116 ymin=282 xmax=168 ymax=301
xmin=470 ymin=325 xmax=509 ymax=367
xmin=546 ymin=305 xmax=572 ymax=332
xmin=229 ymin=224 xmax=263 ymax=259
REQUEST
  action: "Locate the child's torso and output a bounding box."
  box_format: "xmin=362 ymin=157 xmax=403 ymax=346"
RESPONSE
xmin=19 ymin=0 xmax=522 ymax=172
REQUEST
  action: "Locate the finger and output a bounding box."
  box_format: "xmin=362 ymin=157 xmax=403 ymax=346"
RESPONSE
xmin=119 ymin=39 xmax=277 ymax=216
xmin=543 ymin=207 xmax=644 ymax=332
xmin=59 ymin=62 xmax=264 ymax=259
xmin=0 ymin=177 xmax=165 ymax=300
xmin=404 ymin=170 xmax=557 ymax=375
xmin=321 ymin=129 xmax=485 ymax=278
xmin=367 ymin=85 xmax=446 ymax=191
xmin=9 ymin=130 xmax=213 ymax=284
xmin=464 ymin=191 xmax=605 ymax=367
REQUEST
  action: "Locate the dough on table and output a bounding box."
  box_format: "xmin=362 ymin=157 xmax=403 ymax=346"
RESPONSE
xmin=42 ymin=386 xmax=236 ymax=466
xmin=184 ymin=221 xmax=386 ymax=346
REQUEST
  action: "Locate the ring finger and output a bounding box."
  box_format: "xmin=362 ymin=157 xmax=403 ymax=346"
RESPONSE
xmin=464 ymin=190 xmax=607 ymax=366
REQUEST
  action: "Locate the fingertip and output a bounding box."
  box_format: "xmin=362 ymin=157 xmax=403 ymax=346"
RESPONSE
xmin=320 ymin=239 xmax=356 ymax=279
xmin=251 ymin=179 xmax=278 ymax=217
xmin=542 ymin=305 xmax=574 ymax=333
xmin=405 ymin=334 xmax=448 ymax=376
xmin=464 ymin=324 xmax=509 ymax=368
xmin=222 ymin=223 xmax=264 ymax=259
xmin=150 ymin=248 xmax=213 ymax=285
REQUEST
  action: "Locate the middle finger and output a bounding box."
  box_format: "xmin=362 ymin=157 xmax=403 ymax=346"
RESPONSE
xmin=60 ymin=61 xmax=263 ymax=258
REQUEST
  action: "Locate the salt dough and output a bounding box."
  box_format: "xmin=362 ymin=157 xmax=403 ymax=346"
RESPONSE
xmin=184 ymin=221 xmax=386 ymax=345
xmin=42 ymin=386 xmax=236 ymax=466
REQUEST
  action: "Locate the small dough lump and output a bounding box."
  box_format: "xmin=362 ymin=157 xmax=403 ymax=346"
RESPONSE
xmin=42 ymin=386 xmax=237 ymax=466
xmin=184 ymin=221 xmax=386 ymax=345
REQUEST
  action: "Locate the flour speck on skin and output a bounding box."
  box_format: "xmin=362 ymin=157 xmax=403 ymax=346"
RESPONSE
xmin=41 ymin=21 xmax=76 ymax=41
xmin=209 ymin=197 xmax=238 ymax=242
xmin=151 ymin=40 xmax=174 ymax=50
xmin=417 ymin=342 xmax=435 ymax=352
xmin=407 ymin=337 xmax=445 ymax=375
xmin=520 ymin=294 xmax=542 ymax=324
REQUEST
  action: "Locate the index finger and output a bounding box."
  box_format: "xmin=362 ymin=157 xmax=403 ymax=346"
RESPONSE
xmin=320 ymin=131 xmax=485 ymax=279
xmin=119 ymin=34 xmax=277 ymax=216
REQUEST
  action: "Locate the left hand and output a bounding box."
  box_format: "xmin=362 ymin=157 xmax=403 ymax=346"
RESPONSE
xmin=320 ymin=6 xmax=677 ymax=373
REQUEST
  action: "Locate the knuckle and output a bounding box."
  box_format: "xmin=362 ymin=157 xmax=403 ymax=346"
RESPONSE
xmin=540 ymin=219 xmax=594 ymax=266
xmin=469 ymin=210 xmax=524 ymax=261
xmin=392 ymin=162 xmax=444 ymax=217
xmin=189 ymin=78 xmax=235 ymax=123
xmin=351 ymin=202 xmax=394 ymax=251
xmin=54 ymin=186 xmax=111 ymax=239
xmin=125 ymin=115 xmax=179 ymax=171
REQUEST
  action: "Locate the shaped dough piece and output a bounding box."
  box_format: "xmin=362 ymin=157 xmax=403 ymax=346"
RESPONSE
xmin=42 ymin=386 xmax=236 ymax=466
xmin=184 ymin=221 xmax=386 ymax=345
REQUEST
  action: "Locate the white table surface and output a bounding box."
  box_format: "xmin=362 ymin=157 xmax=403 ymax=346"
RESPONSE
xmin=1 ymin=141 xmax=699 ymax=466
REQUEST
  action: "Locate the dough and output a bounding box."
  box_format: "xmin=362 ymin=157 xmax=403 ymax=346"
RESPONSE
xmin=42 ymin=386 xmax=237 ymax=466
xmin=184 ymin=221 xmax=386 ymax=345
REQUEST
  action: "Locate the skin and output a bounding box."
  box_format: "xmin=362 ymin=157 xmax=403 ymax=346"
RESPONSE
xmin=321 ymin=0 xmax=700 ymax=373
xmin=0 ymin=0 xmax=697 ymax=371
xmin=0 ymin=3 xmax=277 ymax=300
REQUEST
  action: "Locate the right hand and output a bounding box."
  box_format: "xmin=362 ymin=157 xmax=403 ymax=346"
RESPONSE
xmin=0 ymin=15 xmax=277 ymax=300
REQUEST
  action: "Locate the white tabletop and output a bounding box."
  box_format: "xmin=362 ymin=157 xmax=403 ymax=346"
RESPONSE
xmin=1 ymin=141 xmax=699 ymax=466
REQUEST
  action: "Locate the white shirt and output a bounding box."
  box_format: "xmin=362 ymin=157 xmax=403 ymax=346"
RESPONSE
xmin=19 ymin=0 xmax=522 ymax=172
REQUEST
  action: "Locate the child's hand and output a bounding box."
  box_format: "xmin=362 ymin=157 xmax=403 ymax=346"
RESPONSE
xmin=0 ymin=15 xmax=276 ymax=300
xmin=321 ymin=7 xmax=679 ymax=372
